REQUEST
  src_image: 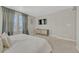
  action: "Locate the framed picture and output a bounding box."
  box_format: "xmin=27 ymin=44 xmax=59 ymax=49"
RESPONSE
xmin=39 ymin=19 xmax=42 ymax=25
xmin=38 ymin=19 xmax=47 ymax=25
xmin=43 ymin=19 xmax=47 ymax=25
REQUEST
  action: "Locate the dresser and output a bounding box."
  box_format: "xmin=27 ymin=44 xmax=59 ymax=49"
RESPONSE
xmin=34 ymin=28 xmax=49 ymax=36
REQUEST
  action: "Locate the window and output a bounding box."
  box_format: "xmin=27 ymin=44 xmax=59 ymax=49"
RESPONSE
xmin=13 ymin=13 xmax=23 ymax=34
xmin=13 ymin=14 xmax=18 ymax=33
xmin=18 ymin=15 xmax=23 ymax=32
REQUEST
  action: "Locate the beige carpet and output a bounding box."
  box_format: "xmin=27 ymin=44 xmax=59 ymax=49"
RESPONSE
xmin=33 ymin=35 xmax=78 ymax=53
xmin=48 ymin=37 xmax=78 ymax=53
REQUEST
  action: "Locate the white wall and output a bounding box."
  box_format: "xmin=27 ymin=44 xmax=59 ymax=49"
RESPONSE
xmin=0 ymin=7 xmax=2 ymax=33
xmin=76 ymin=7 xmax=79 ymax=50
xmin=33 ymin=8 xmax=76 ymax=41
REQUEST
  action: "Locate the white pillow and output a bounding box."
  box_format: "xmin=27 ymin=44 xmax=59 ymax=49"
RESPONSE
xmin=1 ymin=32 xmax=11 ymax=48
xmin=0 ymin=37 xmax=3 ymax=53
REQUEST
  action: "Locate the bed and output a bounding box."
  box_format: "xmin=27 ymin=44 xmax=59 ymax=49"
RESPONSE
xmin=3 ymin=34 xmax=52 ymax=53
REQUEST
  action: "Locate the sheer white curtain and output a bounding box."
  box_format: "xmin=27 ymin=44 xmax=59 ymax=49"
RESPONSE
xmin=2 ymin=7 xmax=28 ymax=35
xmin=2 ymin=7 xmax=15 ymax=35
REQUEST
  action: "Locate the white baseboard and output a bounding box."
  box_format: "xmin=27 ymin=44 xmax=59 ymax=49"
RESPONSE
xmin=50 ymin=35 xmax=75 ymax=42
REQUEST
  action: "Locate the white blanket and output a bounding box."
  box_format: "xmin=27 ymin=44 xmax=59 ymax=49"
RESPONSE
xmin=4 ymin=34 xmax=52 ymax=53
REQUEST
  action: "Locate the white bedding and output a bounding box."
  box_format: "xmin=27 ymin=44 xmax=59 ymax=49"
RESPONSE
xmin=4 ymin=34 xmax=52 ymax=53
